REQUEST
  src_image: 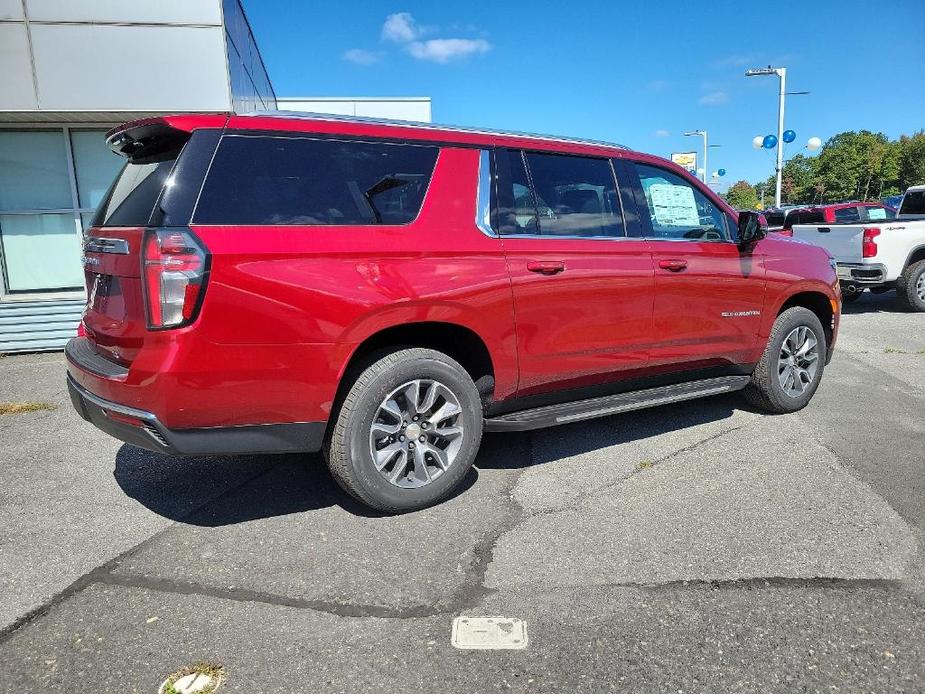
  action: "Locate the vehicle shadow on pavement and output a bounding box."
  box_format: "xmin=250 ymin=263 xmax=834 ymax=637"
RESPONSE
xmin=113 ymin=445 xmax=480 ymax=524
xmin=476 ymin=394 xmax=741 ymax=468
xmin=842 ymin=293 xmax=907 ymax=314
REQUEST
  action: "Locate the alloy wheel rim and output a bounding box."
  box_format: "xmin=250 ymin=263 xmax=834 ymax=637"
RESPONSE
xmin=777 ymin=326 xmax=819 ymax=398
xmin=916 ymin=271 xmax=925 ymax=302
xmin=369 ymin=379 xmax=464 ymax=489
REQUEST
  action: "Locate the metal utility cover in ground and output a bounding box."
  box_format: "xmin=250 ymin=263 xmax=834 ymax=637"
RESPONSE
xmin=451 ymin=616 xmax=528 ymax=650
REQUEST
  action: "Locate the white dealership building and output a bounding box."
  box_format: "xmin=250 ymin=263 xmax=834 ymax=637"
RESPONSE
xmin=0 ymin=0 xmax=430 ymax=351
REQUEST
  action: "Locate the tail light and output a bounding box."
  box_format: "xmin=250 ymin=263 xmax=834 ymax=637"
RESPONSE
xmin=862 ymin=227 xmax=880 ymax=258
xmin=142 ymin=228 xmax=209 ymax=329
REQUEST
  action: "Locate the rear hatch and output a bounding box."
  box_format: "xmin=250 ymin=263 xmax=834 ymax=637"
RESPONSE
xmin=791 ymin=224 xmax=865 ymax=264
xmin=81 ymin=117 xmax=223 ymax=366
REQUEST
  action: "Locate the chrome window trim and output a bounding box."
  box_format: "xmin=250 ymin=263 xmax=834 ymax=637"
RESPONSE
xmin=636 ymin=236 xmax=737 ymax=245
xmin=501 ymin=234 xmax=639 ymax=242
xmin=475 ymin=149 xmax=497 ymax=237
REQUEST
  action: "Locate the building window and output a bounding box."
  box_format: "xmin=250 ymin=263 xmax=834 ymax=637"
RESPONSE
xmin=0 ymin=128 xmax=121 ymax=294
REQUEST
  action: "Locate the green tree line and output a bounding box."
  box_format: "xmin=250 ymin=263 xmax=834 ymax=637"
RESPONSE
xmin=723 ymin=130 xmax=925 ymax=210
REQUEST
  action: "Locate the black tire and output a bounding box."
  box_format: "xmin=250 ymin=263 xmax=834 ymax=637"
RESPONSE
xmin=896 ymin=260 xmax=925 ymax=312
xmin=324 ymin=348 xmax=483 ymax=513
xmin=744 ymin=306 xmax=827 ymax=414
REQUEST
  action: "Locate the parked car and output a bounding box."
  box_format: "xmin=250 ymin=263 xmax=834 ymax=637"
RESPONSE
xmin=792 ymin=186 xmax=925 ymax=309
xmin=771 ymin=202 xmax=895 ymax=237
xmin=67 ymin=113 xmax=840 ymax=512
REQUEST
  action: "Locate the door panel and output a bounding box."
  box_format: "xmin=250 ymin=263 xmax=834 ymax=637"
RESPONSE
xmin=625 ymin=160 xmax=766 ymax=367
xmin=647 ymin=240 xmax=764 ymax=365
xmin=493 ymin=148 xmax=654 ymax=396
xmin=504 ymin=237 xmax=654 ymax=395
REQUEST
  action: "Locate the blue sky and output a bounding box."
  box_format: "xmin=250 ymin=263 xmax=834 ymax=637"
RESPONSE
xmin=244 ymin=0 xmax=925 ymax=191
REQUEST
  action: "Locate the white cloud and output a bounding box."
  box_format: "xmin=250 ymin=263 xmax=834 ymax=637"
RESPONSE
xmin=654 ymin=129 xmax=670 ymax=137
xmin=699 ymin=91 xmax=729 ymax=105
xmin=382 ymin=12 xmax=419 ymax=42
xmin=406 ymin=38 xmax=490 ymax=63
xmin=343 ymin=48 xmax=381 ymax=65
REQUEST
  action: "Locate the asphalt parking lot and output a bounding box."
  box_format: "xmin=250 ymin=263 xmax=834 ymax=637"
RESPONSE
xmin=1 ymin=292 xmax=924 ymax=693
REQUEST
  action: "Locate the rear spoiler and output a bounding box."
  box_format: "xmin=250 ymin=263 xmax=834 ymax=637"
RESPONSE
xmin=106 ymin=114 xmax=229 ymax=164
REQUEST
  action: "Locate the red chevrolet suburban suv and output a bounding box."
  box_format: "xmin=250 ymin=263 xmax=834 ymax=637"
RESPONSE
xmin=67 ymin=113 xmax=840 ymax=512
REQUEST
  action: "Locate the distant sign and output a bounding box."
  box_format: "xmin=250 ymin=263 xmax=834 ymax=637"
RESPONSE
xmin=670 ymin=152 xmax=697 ymax=174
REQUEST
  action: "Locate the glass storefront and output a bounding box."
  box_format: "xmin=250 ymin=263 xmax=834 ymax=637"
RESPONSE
xmin=0 ymin=127 xmax=122 ymax=294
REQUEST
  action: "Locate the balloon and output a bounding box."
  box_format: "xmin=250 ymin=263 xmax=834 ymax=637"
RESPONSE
xmin=717 ymin=168 xmax=726 ymax=177
xmin=807 ymin=136 xmax=822 ymax=151
xmin=763 ymin=134 xmax=778 ymax=149
xmin=782 ymin=129 xmax=796 ymax=143
xmin=752 ymin=136 xmax=764 ymax=149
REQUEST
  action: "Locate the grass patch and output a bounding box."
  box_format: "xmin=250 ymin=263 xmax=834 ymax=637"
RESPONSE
xmin=0 ymin=401 xmax=56 ymax=415
xmin=635 ymin=459 xmax=655 ymax=471
xmin=160 ymin=662 xmax=225 ymax=694
xmin=884 ymin=347 xmax=925 ymax=355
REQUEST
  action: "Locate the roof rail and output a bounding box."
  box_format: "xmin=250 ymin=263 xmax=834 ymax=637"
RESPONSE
xmin=236 ymin=110 xmax=631 ymax=151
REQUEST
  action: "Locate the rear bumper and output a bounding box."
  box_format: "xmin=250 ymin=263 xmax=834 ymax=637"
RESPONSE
xmin=67 ymin=374 xmax=325 ymax=455
xmin=836 ymin=263 xmax=888 ymax=285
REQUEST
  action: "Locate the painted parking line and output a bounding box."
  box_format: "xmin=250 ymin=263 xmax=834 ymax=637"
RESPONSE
xmin=451 ymin=616 xmax=528 ymax=650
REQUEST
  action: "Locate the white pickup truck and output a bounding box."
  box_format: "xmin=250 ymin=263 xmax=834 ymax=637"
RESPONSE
xmin=792 ymin=185 xmax=925 ymax=311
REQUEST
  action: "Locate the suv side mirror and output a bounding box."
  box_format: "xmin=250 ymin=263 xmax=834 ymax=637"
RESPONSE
xmin=737 ymin=211 xmax=767 ymax=245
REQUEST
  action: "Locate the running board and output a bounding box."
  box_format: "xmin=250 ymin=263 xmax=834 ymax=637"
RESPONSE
xmin=483 ymin=376 xmax=750 ymax=432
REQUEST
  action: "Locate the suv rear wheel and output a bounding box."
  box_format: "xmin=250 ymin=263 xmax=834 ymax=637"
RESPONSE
xmin=325 ymin=348 xmax=483 ymax=513
xmin=744 ymin=307 xmax=827 ymax=413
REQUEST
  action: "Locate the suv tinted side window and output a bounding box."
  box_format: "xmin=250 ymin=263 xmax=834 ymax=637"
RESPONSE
xmin=495 ymin=149 xmax=623 ymax=237
xmin=632 ymin=163 xmax=730 ymax=241
xmin=524 ymin=152 xmax=623 ymax=237
xmin=194 ymin=135 xmax=438 ymax=225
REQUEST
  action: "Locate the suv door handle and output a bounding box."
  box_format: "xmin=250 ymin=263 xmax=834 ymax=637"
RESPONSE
xmin=818 ymin=227 xmax=831 ymax=233
xmin=658 ymin=259 xmax=688 ymax=272
xmin=526 ymin=261 xmax=565 ymax=275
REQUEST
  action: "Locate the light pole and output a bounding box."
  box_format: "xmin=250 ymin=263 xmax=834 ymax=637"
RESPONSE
xmin=683 ymin=130 xmax=720 ymax=184
xmin=683 ymin=130 xmax=707 ymax=183
xmin=746 ymin=66 xmax=786 ymax=207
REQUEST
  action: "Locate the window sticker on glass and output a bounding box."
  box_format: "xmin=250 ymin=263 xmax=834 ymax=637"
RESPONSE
xmin=646 ymin=183 xmax=701 ymax=227
xmin=867 ymin=207 xmax=887 ymax=220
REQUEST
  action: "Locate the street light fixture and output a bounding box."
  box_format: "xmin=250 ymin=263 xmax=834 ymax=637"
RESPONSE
xmin=745 ymin=65 xmax=787 ymax=207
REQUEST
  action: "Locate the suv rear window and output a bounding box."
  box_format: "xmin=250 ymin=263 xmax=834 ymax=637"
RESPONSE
xmin=92 ymin=159 xmax=176 ymax=227
xmin=194 ymin=135 xmax=439 ymax=226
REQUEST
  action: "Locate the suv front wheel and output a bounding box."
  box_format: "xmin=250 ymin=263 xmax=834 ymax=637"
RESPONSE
xmin=744 ymin=306 xmax=827 ymax=413
xmin=325 ymin=348 xmax=483 ymax=513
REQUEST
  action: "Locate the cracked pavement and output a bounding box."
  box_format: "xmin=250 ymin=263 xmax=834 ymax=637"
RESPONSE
xmin=2 ymin=291 xmax=924 ymax=693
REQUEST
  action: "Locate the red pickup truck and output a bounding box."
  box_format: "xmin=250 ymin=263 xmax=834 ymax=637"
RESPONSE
xmin=67 ymin=113 xmax=840 ymax=512
xmin=771 ymin=202 xmax=894 ymax=236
